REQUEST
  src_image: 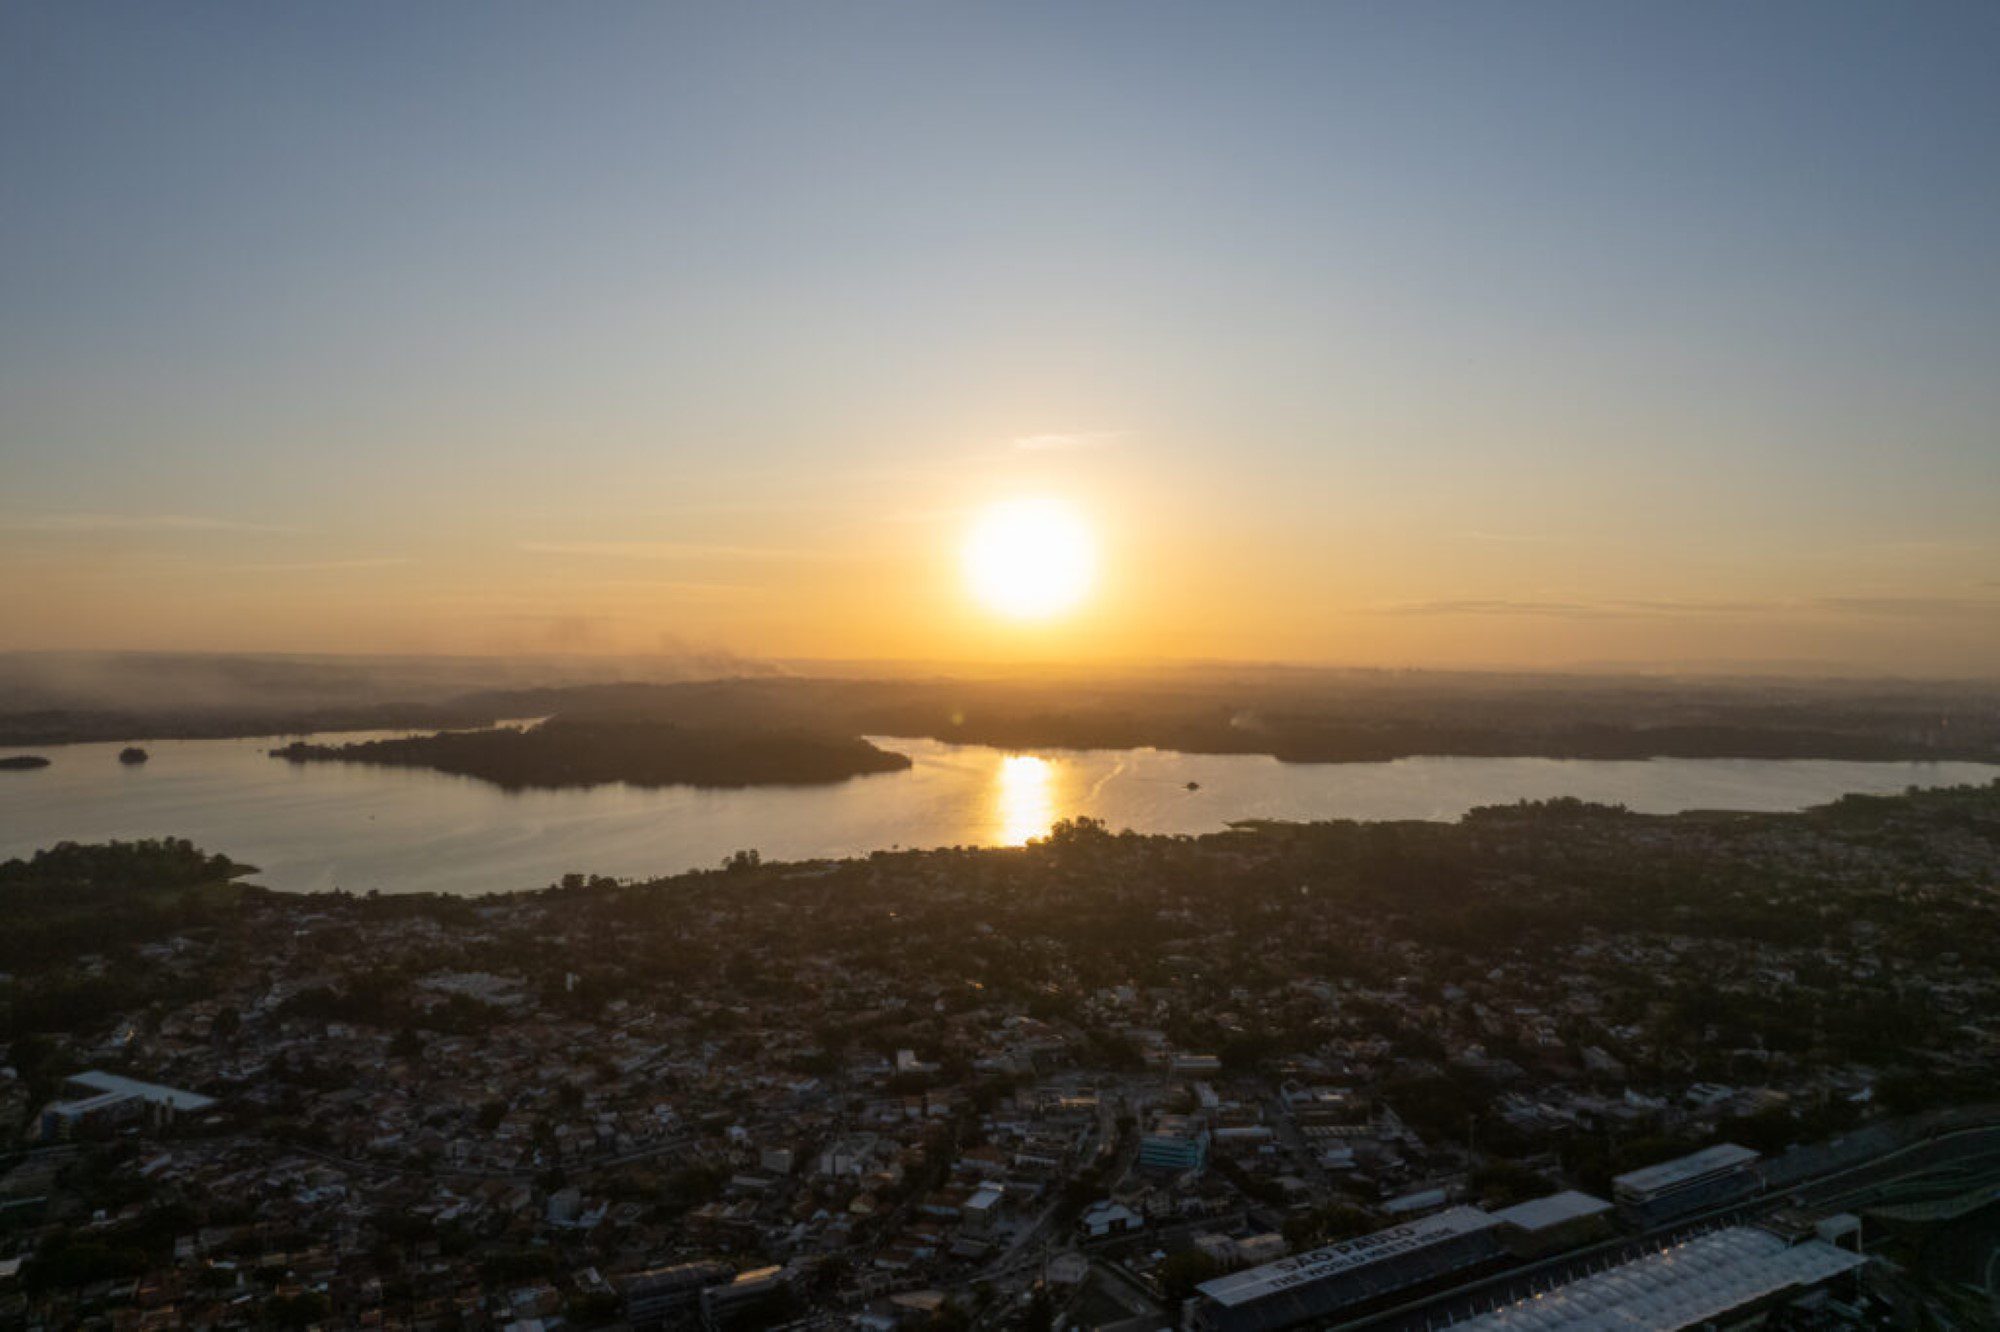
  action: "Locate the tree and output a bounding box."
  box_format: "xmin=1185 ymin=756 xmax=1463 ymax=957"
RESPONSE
xmin=8 ymin=1033 xmax=57 ymax=1079
xmin=1041 ymin=816 xmax=1110 ymax=848
xmin=263 ymin=1291 xmax=331 ymax=1327
xmin=1471 ymin=1161 xmax=1552 ymax=1208
xmin=1157 ymin=1250 xmax=1224 ymax=1300
xmin=1284 ymin=1205 xmax=1371 ymax=1251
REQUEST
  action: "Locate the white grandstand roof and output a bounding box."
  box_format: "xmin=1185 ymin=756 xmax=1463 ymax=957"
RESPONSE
xmin=1612 ymin=1143 xmax=1759 ymax=1196
xmin=1489 ymin=1190 xmax=1613 ymax=1232
xmin=1197 ymin=1206 xmax=1497 ymax=1307
xmin=1451 ymin=1227 xmax=1864 ymax=1331
xmin=68 ymin=1070 xmax=217 ymax=1112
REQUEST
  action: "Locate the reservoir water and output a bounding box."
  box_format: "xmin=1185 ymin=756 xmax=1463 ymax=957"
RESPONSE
xmin=2 ymin=731 xmax=1994 ymax=897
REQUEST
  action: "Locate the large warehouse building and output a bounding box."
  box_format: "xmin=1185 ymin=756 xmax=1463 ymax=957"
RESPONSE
xmin=1184 ymin=1206 xmax=1506 ymax=1332
xmin=1612 ymin=1143 xmax=1762 ymax=1224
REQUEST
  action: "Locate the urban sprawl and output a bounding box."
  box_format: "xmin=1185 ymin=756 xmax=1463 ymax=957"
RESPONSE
xmin=4 ymin=782 xmax=2000 ymax=1329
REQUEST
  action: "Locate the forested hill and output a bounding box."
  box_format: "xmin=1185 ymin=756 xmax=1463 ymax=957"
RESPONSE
xmin=269 ymin=717 xmax=912 ymax=790
xmin=0 ymin=839 xmax=253 ymax=973
xmin=458 ymin=674 xmax=2000 ymax=764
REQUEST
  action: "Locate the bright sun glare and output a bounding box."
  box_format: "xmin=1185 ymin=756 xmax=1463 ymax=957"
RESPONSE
xmin=964 ymin=498 xmax=1096 ymax=620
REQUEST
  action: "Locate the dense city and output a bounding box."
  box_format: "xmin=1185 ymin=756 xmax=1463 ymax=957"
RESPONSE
xmin=4 ymin=781 xmax=2000 ymax=1329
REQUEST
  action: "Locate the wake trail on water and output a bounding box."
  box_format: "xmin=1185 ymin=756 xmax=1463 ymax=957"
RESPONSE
xmin=1084 ymin=757 xmax=1129 ymax=806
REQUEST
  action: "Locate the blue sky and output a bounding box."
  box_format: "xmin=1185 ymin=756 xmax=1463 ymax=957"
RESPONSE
xmin=3 ymin=3 xmax=1997 ymax=670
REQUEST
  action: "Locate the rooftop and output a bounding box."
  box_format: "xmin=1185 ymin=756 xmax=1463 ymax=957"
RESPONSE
xmin=67 ymin=1070 xmax=218 ymax=1113
xmin=1450 ymin=1226 xmax=1864 ymax=1330
xmin=1197 ymin=1206 xmax=1497 ymax=1307
xmin=1489 ymin=1190 xmax=1614 ymax=1232
xmin=1612 ymin=1143 xmax=1759 ymax=1197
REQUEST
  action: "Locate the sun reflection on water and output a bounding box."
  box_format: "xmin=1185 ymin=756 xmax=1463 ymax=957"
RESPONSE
xmin=995 ymin=753 xmax=1056 ymax=845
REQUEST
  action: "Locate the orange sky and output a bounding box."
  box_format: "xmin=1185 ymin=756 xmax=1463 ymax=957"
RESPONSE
xmin=4 ymin=6 xmax=1998 ymax=676
xmin=6 ymin=433 xmax=1997 ymax=676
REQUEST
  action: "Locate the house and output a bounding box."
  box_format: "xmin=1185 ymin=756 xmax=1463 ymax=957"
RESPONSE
xmin=1080 ymin=1201 xmax=1143 ymax=1239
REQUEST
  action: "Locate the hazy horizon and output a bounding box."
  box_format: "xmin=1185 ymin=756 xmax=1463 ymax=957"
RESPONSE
xmin=4 ymin=647 xmax=1997 ymax=729
xmin=5 ymin=2 xmax=1999 ymax=673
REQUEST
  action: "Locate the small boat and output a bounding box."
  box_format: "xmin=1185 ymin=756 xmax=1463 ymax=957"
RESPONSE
xmin=1185 ymin=780 xmax=1201 ymax=791
xmin=119 ymin=746 xmax=150 ymax=765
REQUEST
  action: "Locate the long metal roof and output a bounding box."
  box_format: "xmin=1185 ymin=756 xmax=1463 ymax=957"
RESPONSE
xmin=1611 ymin=1143 xmax=1758 ymax=1196
xmin=1451 ymin=1227 xmax=1864 ymax=1331
xmin=1196 ymin=1206 xmax=1498 ymax=1307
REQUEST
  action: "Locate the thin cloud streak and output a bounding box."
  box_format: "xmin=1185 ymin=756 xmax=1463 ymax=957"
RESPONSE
xmin=518 ymin=540 xmax=813 ymax=561
xmin=1452 ymin=531 xmax=1574 ymax=546
xmin=1011 ymin=430 xmax=1124 ymax=452
xmin=1363 ymin=595 xmax=2000 ymax=621
xmin=1817 ymin=595 xmax=2000 ymax=618
xmin=0 ymin=512 xmax=298 ymax=535
xmin=1366 ymin=599 xmax=1627 ymax=619
xmin=234 ymin=557 xmax=413 ymax=572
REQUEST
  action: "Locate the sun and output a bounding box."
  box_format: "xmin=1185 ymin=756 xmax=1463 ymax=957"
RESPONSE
xmin=964 ymin=498 xmax=1097 ymax=620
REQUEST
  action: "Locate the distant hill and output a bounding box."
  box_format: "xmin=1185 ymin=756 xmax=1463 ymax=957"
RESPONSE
xmin=8 ymin=663 xmax=1996 ymax=763
xmin=452 ymin=675 xmax=2000 ymax=765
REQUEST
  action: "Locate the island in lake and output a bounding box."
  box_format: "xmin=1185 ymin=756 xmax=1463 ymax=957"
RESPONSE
xmin=269 ymin=717 xmax=912 ymax=790
xmin=119 ymin=746 xmax=149 ymax=765
xmin=0 ymin=755 xmax=51 ymax=770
